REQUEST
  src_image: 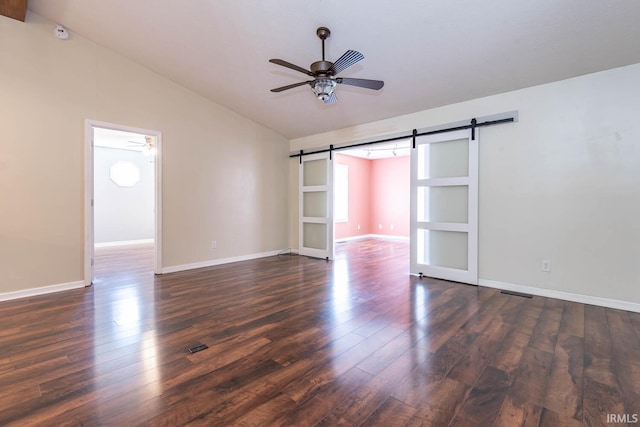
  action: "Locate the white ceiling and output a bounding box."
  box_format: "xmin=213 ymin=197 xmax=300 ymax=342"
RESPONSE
xmin=28 ymin=0 xmax=640 ymax=140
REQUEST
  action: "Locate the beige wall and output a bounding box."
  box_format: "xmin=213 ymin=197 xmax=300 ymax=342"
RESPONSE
xmin=291 ymin=63 xmax=640 ymax=305
xmin=0 ymin=12 xmax=289 ymax=294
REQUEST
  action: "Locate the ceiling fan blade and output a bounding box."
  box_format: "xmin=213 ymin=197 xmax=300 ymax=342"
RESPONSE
xmin=270 ymin=81 xmax=312 ymax=93
xmin=329 ymin=50 xmax=364 ymax=75
xmin=269 ymin=59 xmax=315 ymax=77
xmin=324 ymin=92 xmax=337 ymax=104
xmin=336 ymin=77 xmax=384 ymax=90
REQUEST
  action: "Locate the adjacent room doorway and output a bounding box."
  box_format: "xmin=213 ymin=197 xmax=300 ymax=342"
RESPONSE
xmin=84 ymin=120 xmax=162 ymax=286
xmin=326 ymin=127 xmax=479 ymax=287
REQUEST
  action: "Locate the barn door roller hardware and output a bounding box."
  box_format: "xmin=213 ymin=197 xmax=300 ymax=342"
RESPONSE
xmin=291 ymin=115 xmax=515 ymax=159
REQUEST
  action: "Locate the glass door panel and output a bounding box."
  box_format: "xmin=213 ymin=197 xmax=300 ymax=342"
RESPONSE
xmin=303 ymin=159 xmax=328 ymax=186
xmin=416 ymin=229 xmax=468 ymax=270
xmin=303 ymin=223 xmax=328 ymax=250
xmin=417 ymin=138 xmax=469 ymax=179
xmin=303 ymin=191 xmax=327 ymax=217
xmin=417 ymin=186 xmax=469 ymax=223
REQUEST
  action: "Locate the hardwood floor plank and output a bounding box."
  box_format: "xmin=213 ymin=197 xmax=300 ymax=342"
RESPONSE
xmin=528 ymin=297 xmax=563 ymax=353
xmin=630 ymin=311 xmax=640 ymax=342
xmin=489 ymin=297 xmax=544 ymax=381
xmin=584 ymin=305 xmax=619 ymax=387
xmin=410 ymin=376 xmax=472 ymax=426
xmin=267 ymin=366 xmax=373 ymax=426
xmin=0 ymin=239 xmax=637 ymax=425
xmin=495 ymin=401 xmax=543 ymax=427
xmin=559 ymin=300 xmax=585 ymax=338
xmin=582 ymin=377 xmax=626 ymax=427
xmin=538 ymin=407 xmax=582 ymax=427
xmin=0 ymin=356 xmax=70 ymax=402
xmin=230 ymin=393 xmax=298 ymax=427
xmin=355 ymin=329 xmax=414 ymax=376
xmin=493 ymin=347 xmax=554 ymax=427
xmin=605 ymin=308 xmax=640 ymax=416
xmin=43 ymin=385 xmax=167 ymax=427
xmin=152 ymin=359 xmax=285 ymax=425
xmin=542 ymin=332 xmax=583 ymax=421
xmin=359 ymin=396 xmax=417 ymax=427
xmin=450 ymin=365 xmax=512 ymax=426
xmin=280 ymin=323 xmax=405 ymax=404
xmin=0 ymin=357 xmax=14 ymax=375
xmin=318 ymin=345 xmax=432 ymax=426
xmin=415 ymin=289 xmax=490 ymax=353
xmin=446 ymin=313 xmax=508 ymax=386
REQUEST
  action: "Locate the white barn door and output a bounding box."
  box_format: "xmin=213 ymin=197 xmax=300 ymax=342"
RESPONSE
xmin=410 ymin=129 xmax=478 ymax=284
xmin=299 ymin=152 xmax=334 ymax=260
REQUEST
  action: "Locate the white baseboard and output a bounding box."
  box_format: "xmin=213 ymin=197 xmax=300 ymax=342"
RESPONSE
xmin=479 ymin=279 xmax=640 ymax=313
xmin=95 ymin=239 xmax=154 ymax=248
xmin=336 ymin=234 xmax=372 ymax=242
xmin=0 ymin=281 xmax=86 ymax=302
xmin=161 ymin=249 xmax=284 ymax=274
xmin=336 ymin=234 xmax=410 ymax=243
xmin=369 ymin=234 xmax=410 ymax=242
xmin=277 ymin=249 xmax=299 ymax=255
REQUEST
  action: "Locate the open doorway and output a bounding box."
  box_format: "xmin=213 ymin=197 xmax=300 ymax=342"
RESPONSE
xmin=334 ymin=140 xmax=411 ymax=242
xmin=84 ymin=120 xmax=162 ymax=286
xmin=331 ymin=141 xmax=410 ymax=267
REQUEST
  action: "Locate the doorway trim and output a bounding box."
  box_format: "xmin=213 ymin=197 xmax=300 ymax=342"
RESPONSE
xmin=84 ymin=119 xmax=163 ymax=286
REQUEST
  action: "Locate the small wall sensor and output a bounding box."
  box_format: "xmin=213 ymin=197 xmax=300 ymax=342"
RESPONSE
xmin=55 ymin=24 xmax=69 ymax=40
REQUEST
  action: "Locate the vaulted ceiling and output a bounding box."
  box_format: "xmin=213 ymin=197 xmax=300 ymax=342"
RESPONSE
xmin=24 ymin=0 xmax=640 ymax=139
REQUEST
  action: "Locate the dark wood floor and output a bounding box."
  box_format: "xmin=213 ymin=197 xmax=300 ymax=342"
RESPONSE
xmin=0 ymin=239 xmax=639 ymax=426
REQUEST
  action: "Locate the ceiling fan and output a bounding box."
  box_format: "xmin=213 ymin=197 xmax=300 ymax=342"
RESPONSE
xmin=269 ymin=27 xmax=384 ymax=104
xmin=127 ymin=136 xmax=155 ymax=155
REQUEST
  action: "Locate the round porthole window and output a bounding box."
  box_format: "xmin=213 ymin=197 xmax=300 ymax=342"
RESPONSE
xmin=110 ymin=161 xmax=140 ymax=187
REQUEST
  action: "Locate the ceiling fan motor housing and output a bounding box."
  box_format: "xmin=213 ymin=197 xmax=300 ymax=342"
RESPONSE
xmin=310 ymin=61 xmax=334 ymax=75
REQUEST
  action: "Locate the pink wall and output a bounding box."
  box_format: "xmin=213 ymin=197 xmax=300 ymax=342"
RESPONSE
xmin=370 ymin=156 xmax=410 ymax=237
xmin=334 ymin=153 xmax=409 ymax=240
xmin=335 ymin=154 xmax=371 ymax=239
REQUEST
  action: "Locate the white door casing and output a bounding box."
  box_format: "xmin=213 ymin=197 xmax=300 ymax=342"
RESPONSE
xmin=84 ymin=120 xmax=163 ymax=285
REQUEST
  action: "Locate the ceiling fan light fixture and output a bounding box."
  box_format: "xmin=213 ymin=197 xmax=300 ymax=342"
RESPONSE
xmin=311 ymin=78 xmax=337 ymax=101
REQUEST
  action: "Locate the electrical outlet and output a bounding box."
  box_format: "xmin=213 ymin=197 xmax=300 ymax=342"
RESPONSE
xmin=357 ymin=224 xmax=360 ymax=230
xmin=541 ymin=259 xmax=551 ymax=272
xmin=379 ymin=224 xmax=382 ymax=229
xmin=390 ymin=224 xmax=395 ymax=230
xmin=211 ymin=240 xmax=217 ymax=249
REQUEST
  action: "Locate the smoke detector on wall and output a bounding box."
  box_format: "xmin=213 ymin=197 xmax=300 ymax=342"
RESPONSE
xmin=55 ymin=25 xmax=69 ymax=40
